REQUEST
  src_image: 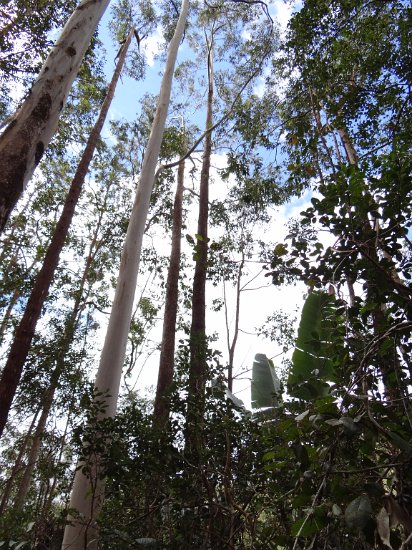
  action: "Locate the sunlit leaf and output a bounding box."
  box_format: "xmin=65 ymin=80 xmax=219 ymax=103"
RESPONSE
xmin=251 ymin=353 xmax=282 ymax=409
xmin=288 ymin=292 xmax=337 ymax=400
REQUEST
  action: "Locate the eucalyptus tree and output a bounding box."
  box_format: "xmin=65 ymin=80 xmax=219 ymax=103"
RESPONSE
xmin=0 ymin=0 xmax=112 ymax=231
xmin=184 ymin=21 xmax=214 ymax=458
xmin=62 ymin=2 xmax=190 ymax=546
xmin=10 ymin=153 xmax=134 ymax=511
xmin=153 ymin=131 xmax=188 ymax=422
xmin=0 ymin=30 xmax=136 ymax=439
xmin=182 ymin=0 xmax=277 ymax=453
xmin=0 ymin=142 xmax=135 ymax=543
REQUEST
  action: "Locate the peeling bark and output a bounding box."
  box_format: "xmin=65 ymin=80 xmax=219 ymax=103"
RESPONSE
xmin=0 ymin=0 xmax=111 ymax=232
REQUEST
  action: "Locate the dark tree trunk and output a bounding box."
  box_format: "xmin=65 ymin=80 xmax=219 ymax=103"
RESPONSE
xmin=185 ymin=41 xmax=213 ymax=454
xmin=153 ymin=158 xmax=185 ymax=422
xmin=10 ymin=177 xmax=112 ymax=506
xmin=0 ymin=30 xmax=133 ymax=439
xmin=227 ymin=251 xmax=245 ymax=391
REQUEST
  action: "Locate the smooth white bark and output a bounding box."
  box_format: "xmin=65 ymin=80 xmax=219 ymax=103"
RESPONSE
xmin=0 ymin=0 xmax=111 ymax=230
xmin=62 ymin=1 xmax=189 ymax=548
xmin=96 ymin=0 xmax=188 ymax=418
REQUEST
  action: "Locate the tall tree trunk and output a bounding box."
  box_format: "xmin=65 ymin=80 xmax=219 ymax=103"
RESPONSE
xmin=153 ymin=158 xmax=185 ymax=423
xmin=0 ymin=30 xmax=133 ymax=439
xmin=42 ymin=402 xmax=73 ymax=517
xmin=62 ymin=2 xmax=189 ymax=547
xmin=185 ymin=38 xmax=214 ymax=455
xmin=226 ymin=250 xmax=245 ymax=392
xmin=13 ymin=390 xmax=52 ymax=510
xmin=11 ymin=187 xmax=112 ymax=509
xmin=0 ymin=408 xmax=39 ymax=514
xmin=0 ymin=0 xmax=112 ymax=232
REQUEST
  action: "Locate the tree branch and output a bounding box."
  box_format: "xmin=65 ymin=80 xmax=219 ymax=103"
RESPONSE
xmin=155 ymin=48 xmax=270 ymax=177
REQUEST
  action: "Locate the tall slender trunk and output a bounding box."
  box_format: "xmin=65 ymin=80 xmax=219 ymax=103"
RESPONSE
xmin=308 ymin=87 xmax=336 ymax=174
xmin=0 ymin=408 xmax=40 ymax=514
xmin=13 ymin=390 xmax=52 ymax=510
xmin=185 ymin=38 xmax=214 ymax=455
xmin=347 ymin=277 xmax=356 ymax=308
xmin=226 ymin=250 xmax=245 ymax=392
xmin=42 ymin=401 xmax=73 ymax=518
xmin=338 ymin=127 xmax=358 ymax=166
xmin=12 ymin=191 xmax=112 ymax=509
xmin=0 ymin=0 xmax=112 ymax=232
xmin=153 ymin=158 xmax=185 ymax=422
xmin=0 ymin=31 xmax=132 ymax=439
xmin=62 ymin=3 xmax=189 ymax=547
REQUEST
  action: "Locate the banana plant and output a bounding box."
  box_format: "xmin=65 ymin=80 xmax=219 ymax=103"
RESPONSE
xmin=251 ymin=353 xmax=282 ymax=409
xmin=287 ymin=291 xmax=338 ymax=401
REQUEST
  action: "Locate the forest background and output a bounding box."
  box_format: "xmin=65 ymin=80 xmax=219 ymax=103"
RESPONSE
xmin=0 ymin=0 xmax=411 ymax=549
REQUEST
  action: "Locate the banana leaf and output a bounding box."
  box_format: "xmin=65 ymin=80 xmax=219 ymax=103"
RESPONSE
xmin=251 ymin=353 xmax=282 ymax=409
xmin=288 ymin=292 xmax=337 ymax=400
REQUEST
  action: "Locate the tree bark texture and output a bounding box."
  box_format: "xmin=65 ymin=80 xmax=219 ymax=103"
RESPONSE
xmin=62 ymin=2 xmax=190 ymax=547
xmin=185 ymin=40 xmax=214 ymax=454
xmin=153 ymin=159 xmax=185 ymax=422
xmin=0 ymin=0 xmax=111 ymax=232
xmin=0 ymin=29 xmax=132 ymax=439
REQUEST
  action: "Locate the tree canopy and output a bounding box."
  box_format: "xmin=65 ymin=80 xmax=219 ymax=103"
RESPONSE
xmin=0 ymin=0 xmax=411 ymax=548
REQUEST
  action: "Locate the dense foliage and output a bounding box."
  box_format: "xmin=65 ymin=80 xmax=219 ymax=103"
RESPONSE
xmin=0 ymin=0 xmax=411 ymax=548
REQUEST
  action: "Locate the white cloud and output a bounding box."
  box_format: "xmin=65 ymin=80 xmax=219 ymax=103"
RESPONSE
xmin=269 ymin=0 xmax=302 ymax=37
xmin=142 ymin=25 xmax=164 ymax=67
xmin=272 ymin=0 xmax=293 ymax=35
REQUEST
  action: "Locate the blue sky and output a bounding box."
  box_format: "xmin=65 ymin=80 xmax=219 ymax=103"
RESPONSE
xmin=89 ymin=0 xmax=308 ymax=407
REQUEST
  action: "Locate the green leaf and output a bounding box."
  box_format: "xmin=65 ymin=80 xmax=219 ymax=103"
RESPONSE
xmin=376 ymin=507 xmax=392 ymax=549
xmin=251 ymin=353 xmax=282 ymax=409
xmin=274 ymin=243 xmax=288 ymax=256
xmin=324 ymin=418 xmax=342 ymax=427
xmin=340 ymin=417 xmax=361 ymax=435
xmin=345 ymin=495 xmax=373 ymax=531
xmin=295 ymin=409 xmax=310 ymax=422
xmin=332 ymin=504 xmax=342 ymax=516
xmin=288 ymin=292 xmax=337 ymax=400
xmin=291 ymin=442 xmax=310 ymax=469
